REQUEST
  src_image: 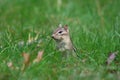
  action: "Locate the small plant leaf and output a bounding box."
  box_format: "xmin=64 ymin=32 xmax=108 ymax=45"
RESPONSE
xmin=106 ymin=51 xmax=119 ymax=65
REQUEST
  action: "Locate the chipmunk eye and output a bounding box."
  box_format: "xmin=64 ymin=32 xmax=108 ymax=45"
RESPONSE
xmin=58 ymin=31 xmax=63 ymax=34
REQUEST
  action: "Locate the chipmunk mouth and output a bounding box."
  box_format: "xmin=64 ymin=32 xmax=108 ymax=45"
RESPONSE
xmin=51 ymin=36 xmax=62 ymax=41
xmin=51 ymin=35 xmax=54 ymax=39
xmin=51 ymin=35 xmax=63 ymax=41
xmin=51 ymin=35 xmax=57 ymax=40
xmin=52 ymin=37 xmax=59 ymax=41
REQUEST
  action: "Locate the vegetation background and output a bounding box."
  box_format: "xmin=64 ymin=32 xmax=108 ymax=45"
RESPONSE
xmin=0 ymin=0 xmax=120 ymax=80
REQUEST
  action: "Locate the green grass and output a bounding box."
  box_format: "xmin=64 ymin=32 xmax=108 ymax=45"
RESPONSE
xmin=0 ymin=0 xmax=120 ymax=80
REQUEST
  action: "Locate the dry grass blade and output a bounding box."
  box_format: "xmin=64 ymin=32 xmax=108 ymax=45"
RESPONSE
xmin=33 ymin=51 xmax=44 ymax=63
xmin=27 ymin=33 xmax=39 ymax=45
xmin=21 ymin=53 xmax=30 ymax=71
xmin=7 ymin=62 xmax=14 ymax=69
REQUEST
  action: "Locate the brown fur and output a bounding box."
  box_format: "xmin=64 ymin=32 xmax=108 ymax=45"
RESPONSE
xmin=52 ymin=24 xmax=76 ymax=57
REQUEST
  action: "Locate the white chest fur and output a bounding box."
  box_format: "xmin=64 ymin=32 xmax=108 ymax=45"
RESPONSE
xmin=56 ymin=38 xmax=73 ymax=52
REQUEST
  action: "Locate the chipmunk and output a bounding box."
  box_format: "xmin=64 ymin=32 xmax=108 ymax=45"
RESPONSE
xmin=51 ymin=24 xmax=76 ymax=57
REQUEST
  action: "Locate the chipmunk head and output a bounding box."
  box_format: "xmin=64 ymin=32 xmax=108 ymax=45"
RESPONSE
xmin=52 ymin=24 xmax=69 ymax=41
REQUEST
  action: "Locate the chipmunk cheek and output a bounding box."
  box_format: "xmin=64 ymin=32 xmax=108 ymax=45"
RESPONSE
xmin=59 ymin=37 xmax=63 ymax=40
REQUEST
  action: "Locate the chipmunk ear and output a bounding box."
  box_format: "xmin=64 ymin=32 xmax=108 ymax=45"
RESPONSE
xmin=64 ymin=25 xmax=69 ymax=32
xmin=58 ymin=24 xmax=62 ymax=28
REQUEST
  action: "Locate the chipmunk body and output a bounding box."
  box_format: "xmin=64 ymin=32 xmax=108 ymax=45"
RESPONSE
xmin=52 ymin=24 xmax=76 ymax=57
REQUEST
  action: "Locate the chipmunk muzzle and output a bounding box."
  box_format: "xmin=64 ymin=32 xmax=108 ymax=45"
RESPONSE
xmin=51 ymin=34 xmax=55 ymax=39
